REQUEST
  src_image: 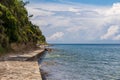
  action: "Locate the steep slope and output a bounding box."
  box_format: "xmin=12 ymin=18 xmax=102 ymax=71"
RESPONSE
xmin=0 ymin=0 xmax=46 ymax=53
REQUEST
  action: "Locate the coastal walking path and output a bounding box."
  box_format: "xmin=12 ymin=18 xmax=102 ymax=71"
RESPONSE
xmin=0 ymin=49 xmax=45 ymax=80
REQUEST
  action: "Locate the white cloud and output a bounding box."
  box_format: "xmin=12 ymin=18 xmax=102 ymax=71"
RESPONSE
xmin=105 ymin=3 xmax=120 ymax=16
xmin=47 ymin=32 xmax=64 ymax=41
xmin=101 ymin=25 xmax=120 ymax=40
xmin=26 ymin=7 xmax=55 ymax=17
xmin=69 ymin=7 xmax=79 ymax=12
xmin=26 ymin=2 xmax=120 ymax=43
xmin=66 ymin=26 xmax=86 ymax=32
xmin=113 ymin=35 xmax=120 ymax=40
xmin=95 ymin=3 xmax=120 ymax=16
xmin=26 ymin=3 xmax=73 ymax=12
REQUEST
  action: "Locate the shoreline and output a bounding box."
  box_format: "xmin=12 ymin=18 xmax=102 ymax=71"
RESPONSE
xmin=40 ymin=69 xmax=47 ymax=80
xmin=0 ymin=47 xmax=46 ymax=80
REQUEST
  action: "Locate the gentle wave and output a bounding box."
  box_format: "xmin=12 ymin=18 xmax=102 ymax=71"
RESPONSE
xmin=40 ymin=44 xmax=120 ymax=80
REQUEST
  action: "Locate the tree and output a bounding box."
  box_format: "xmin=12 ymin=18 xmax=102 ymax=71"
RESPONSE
xmin=0 ymin=0 xmax=46 ymax=53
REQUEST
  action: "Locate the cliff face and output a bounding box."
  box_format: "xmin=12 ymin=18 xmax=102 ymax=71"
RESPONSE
xmin=0 ymin=0 xmax=46 ymax=53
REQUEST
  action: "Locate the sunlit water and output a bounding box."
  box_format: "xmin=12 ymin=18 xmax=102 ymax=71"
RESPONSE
xmin=39 ymin=44 xmax=120 ymax=80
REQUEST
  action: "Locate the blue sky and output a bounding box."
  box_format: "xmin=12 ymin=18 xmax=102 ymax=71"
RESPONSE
xmin=24 ymin=0 xmax=120 ymax=43
xmin=25 ymin=0 xmax=120 ymax=5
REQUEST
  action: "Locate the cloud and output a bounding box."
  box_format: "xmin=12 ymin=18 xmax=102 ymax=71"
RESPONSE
xmin=69 ymin=7 xmax=79 ymax=12
xmin=100 ymin=3 xmax=120 ymax=41
xmin=66 ymin=26 xmax=86 ymax=32
xmin=101 ymin=25 xmax=120 ymax=40
xmin=113 ymin=35 xmax=120 ymax=40
xmin=47 ymin=32 xmax=64 ymax=41
xmin=25 ymin=2 xmax=120 ymax=43
xmin=105 ymin=3 xmax=120 ymax=16
xmin=26 ymin=7 xmax=55 ymax=17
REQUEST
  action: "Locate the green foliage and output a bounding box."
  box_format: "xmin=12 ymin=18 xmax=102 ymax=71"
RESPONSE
xmin=0 ymin=0 xmax=46 ymax=53
xmin=0 ymin=45 xmax=5 ymax=54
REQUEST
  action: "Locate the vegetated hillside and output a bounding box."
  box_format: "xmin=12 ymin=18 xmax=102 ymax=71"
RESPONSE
xmin=0 ymin=0 xmax=46 ymax=53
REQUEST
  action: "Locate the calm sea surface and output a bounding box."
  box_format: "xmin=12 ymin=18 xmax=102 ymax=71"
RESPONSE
xmin=39 ymin=44 xmax=120 ymax=80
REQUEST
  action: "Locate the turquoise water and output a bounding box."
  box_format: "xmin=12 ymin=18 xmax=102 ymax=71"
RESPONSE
xmin=40 ymin=44 xmax=120 ymax=80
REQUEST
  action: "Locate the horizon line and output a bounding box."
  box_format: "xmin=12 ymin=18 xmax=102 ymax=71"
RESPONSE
xmin=48 ymin=43 xmax=120 ymax=45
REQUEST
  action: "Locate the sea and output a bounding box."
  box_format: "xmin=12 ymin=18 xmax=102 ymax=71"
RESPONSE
xmin=39 ymin=44 xmax=120 ymax=80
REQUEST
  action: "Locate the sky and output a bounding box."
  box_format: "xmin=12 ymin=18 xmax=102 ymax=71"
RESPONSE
xmin=23 ymin=0 xmax=120 ymax=43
